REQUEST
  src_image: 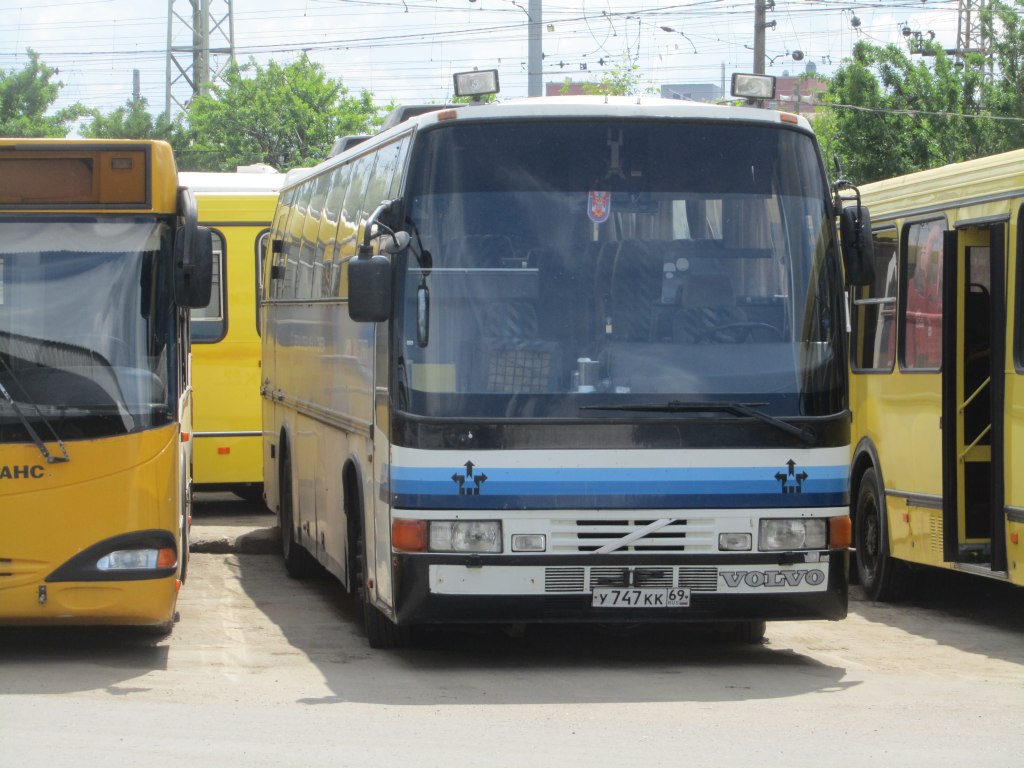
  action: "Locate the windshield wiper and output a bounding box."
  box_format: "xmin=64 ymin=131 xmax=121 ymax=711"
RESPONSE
xmin=579 ymin=400 xmax=816 ymax=446
xmin=0 ymin=358 xmax=71 ymax=464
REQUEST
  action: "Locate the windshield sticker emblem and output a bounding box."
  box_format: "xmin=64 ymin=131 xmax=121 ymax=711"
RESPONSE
xmin=588 ymin=190 xmax=611 ymax=223
xmin=774 ymin=459 xmax=808 ymax=494
xmin=452 ymin=461 xmax=488 ymax=496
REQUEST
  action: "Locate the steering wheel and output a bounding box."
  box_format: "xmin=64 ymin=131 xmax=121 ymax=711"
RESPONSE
xmin=691 ymin=322 xmax=784 ymax=344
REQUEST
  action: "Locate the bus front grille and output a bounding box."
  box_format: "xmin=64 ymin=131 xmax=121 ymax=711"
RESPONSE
xmin=550 ymin=515 xmax=714 ymax=553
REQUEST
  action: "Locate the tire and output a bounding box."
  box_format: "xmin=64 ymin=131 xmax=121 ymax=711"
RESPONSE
xmin=279 ymin=447 xmax=320 ymax=579
xmin=854 ymin=467 xmax=912 ymax=601
xmin=355 ymin=529 xmax=409 ymax=649
xmin=734 ymin=620 xmax=767 ymax=644
xmin=232 ymin=484 xmax=265 ymax=507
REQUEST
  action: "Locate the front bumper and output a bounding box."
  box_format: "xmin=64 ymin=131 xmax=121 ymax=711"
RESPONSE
xmin=390 ymin=550 xmax=848 ymax=625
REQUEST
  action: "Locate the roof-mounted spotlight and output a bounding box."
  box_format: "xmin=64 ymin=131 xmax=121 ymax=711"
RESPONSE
xmin=731 ymin=73 xmax=776 ymax=100
xmin=453 ymin=69 xmax=500 ymax=102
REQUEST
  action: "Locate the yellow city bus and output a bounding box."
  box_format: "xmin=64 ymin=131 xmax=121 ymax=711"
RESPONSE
xmin=0 ymin=139 xmax=212 ymax=629
xmin=849 ymin=149 xmax=1024 ymax=599
xmin=262 ymin=72 xmax=873 ymax=647
xmin=181 ymin=168 xmax=285 ymax=503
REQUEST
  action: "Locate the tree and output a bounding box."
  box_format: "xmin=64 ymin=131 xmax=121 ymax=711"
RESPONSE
xmin=981 ymin=0 xmax=1024 ymax=149
xmin=80 ymin=97 xmax=182 ymax=143
xmin=816 ymin=40 xmax=992 ymax=185
xmin=0 ymin=49 xmax=88 ymax=137
xmin=178 ymin=54 xmax=379 ymax=172
xmin=583 ymin=55 xmax=656 ymax=97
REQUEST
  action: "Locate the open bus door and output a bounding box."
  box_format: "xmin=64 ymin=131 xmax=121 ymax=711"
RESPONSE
xmin=941 ymin=224 xmax=1008 ymax=576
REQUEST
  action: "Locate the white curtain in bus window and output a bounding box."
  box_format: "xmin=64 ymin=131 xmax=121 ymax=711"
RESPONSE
xmin=192 ymin=230 xmax=225 ymax=341
xmin=852 ymin=228 xmax=897 ymax=371
xmin=903 ymin=219 xmax=944 ymax=370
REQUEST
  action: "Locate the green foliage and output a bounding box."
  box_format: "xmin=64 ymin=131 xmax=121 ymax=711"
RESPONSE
xmin=0 ymin=50 xmax=88 ymax=137
xmin=178 ymin=54 xmax=380 ymax=172
xmin=584 ymin=56 xmax=656 ymax=97
xmin=80 ymin=97 xmax=183 ymax=143
xmin=817 ymin=40 xmax=992 ymax=184
xmin=982 ymin=0 xmax=1024 ymax=149
xmin=817 ymin=9 xmax=1024 ymax=185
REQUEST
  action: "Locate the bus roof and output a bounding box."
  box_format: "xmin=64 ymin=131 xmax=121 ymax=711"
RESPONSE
xmin=858 ymin=147 xmax=1024 ymax=219
xmin=179 ymin=168 xmax=286 ymax=195
xmin=391 ymin=95 xmax=810 ymax=131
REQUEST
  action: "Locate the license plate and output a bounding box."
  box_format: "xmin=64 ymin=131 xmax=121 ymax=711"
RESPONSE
xmin=591 ymin=587 xmax=691 ymax=608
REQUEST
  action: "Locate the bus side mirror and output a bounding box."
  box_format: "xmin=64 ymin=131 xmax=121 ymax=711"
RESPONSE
xmin=839 ymin=205 xmax=875 ymax=287
xmin=174 ymin=225 xmax=214 ymax=308
xmin=349 ymin=253 xmax=392 ymax=322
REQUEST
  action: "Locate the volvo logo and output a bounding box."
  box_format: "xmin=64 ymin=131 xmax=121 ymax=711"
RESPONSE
xmin=720 ymin=569 xmax=825 ymax=588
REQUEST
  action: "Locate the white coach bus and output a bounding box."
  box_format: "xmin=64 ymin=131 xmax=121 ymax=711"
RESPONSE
xmin=261 ymin=72 xmax=872 ymax=647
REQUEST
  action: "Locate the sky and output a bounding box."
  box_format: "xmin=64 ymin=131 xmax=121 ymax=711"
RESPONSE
xmin=0 ymin=0 xmax=966 ymax=118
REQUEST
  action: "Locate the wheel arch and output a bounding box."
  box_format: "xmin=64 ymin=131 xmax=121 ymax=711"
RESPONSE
xmin=343 ymin=455 xmax=366 ymax=594
xmin=850 ymin=436 xmax=885 ymax=527
xmin=273 ymin=423 xmax=294 ymax=516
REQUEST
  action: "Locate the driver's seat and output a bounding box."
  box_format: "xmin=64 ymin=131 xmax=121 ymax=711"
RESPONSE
xmin=673 ymin=273 xmax=746 ymax=343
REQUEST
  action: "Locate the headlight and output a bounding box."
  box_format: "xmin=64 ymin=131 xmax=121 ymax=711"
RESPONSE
xmin=758 ymin=518 xmax=827 ymax=551
xmin=429 ymin=521 xmax=502 ymax=553
xmin=96 ymin=547 xmax=177 ymax=571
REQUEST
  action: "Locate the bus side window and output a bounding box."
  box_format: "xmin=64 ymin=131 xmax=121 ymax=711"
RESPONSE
xmin=190 ymin=229 xmax=225 ymax=341
xmin=338 ymin=154 xmax=374 ymax=298
xmin=901 ymin=219 xmax=944 ymax=370
xmin=282 ymin=184 xmax=313 ymax=301
xmin=255 ymin=230 xmax=270 ymax=334
xmin=318 ymin=166 xmax=347 ymax=298
xmin=298 ymin=172 xmax=331 ymax=300
xmin=851 ymin=227 xmax=898 ymax=371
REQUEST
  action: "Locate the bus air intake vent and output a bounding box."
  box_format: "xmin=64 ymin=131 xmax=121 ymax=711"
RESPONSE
xmin=544 ymin=567 xmax=585 ymax=592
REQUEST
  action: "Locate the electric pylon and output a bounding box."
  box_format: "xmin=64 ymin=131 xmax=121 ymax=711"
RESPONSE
xmin=165 ymin=0 xmax=236 ymax=115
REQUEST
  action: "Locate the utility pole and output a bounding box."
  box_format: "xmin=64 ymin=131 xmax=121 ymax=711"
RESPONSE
xmin=753 ymin=0 xmax=766 ymax=74
xmin=528 ymin=0 xmax=543 ymax=97
xmin=166 ymin=0 xmax=236 ymax=116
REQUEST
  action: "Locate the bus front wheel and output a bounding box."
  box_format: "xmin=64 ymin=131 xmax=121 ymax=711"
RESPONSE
xmin=279 ymin=448 xmax=320 ymax=579
xmin=854 ymin=467 xmax=912 ymax=601
xmin=355 ymin=530 xmax=410 ymax=649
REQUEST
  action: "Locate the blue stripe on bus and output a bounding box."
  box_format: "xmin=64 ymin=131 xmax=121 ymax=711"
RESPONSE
xmin=388 ymin=465 xmax=849 ymax=510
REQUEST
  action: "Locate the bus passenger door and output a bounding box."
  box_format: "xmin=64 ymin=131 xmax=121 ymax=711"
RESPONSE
xmin=370 ymin=320 xmax=395 ymax=610
xmin=941 ymin=224 xmax=1007 ymax=574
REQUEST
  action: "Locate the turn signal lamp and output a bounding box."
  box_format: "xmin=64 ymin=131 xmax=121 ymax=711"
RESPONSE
xmin=392 ymin=519 xmax=428 ymax=552
xmin=829 ymin=515 xmax=852 ymax=549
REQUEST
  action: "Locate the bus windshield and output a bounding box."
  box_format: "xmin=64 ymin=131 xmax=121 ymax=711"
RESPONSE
xmin=395 ymin=119 xmax=843 ymax=420
xmin=0 ymin=218 xmax=176 ymax=441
